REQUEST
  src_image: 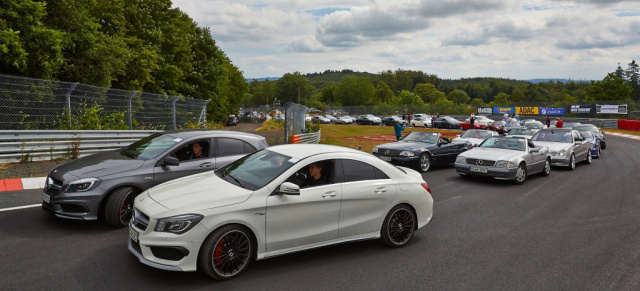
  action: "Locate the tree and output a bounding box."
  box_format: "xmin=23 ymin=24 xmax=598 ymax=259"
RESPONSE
xmin=413 ymin=83 xmax=445 ymax=103
xmin=393 ymin=90 xmax=423 ymax=105
xmin=585 ymin=73 xmax=632 ymax=101
xmin=447 ymin=89 xmax=470 ymax=104
xmin=249 ymin=79 xmax=276 ymax=106
xmin=625 ymin=60 xmax=640 ymax=100
xmin=615 ymin=63 xmax=625 ymax=79
xmin=374 ymin=81 xmax=394 ymax=104
xmin=491 ymin=92 xmax=511 ymax=105
xmin=319 ymin=83 xmax=338 ymax=104
xmin=0 ymin=0 xmax=64 ymax=79
xmin=275 ymin=72 xmax=312 ymax=104
xmin=334 ymin=75 xmax=375 ymax=106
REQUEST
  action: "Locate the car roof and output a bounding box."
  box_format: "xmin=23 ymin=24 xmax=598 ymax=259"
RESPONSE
xmin=163 ymin=129 xmax=264 ymax=139
xmin=267 ymin=144 xmax=368 ymax=159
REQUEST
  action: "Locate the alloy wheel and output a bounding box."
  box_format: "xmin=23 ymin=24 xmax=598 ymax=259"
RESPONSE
xmin=212 ymin=230 xmax=252 ymax=278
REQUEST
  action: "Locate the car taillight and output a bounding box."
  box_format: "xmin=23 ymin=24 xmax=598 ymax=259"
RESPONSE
xmin=421 ymin=183 xmax=432 ymax=194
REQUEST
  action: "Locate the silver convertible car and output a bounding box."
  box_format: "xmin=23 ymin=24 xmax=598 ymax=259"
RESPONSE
xmin=455 ymin=136 xmax=551 ymax=184
xmin=529 ymin=128 xmax=592 ymax=170
xmin=129 ymin=144 xmax=434 ymax=280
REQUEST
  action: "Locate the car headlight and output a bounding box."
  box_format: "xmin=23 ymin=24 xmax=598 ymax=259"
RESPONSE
xmin=456 ymin=156 xmax=466 ymax=164
xmin=64 ymin=178 xmax=101 ymax=193
xmin=558 ymin=149 xmax=567 ymax=157
xmin=372 ymin=147 xmax=378 ymax=153
xmin=155 ymin=214 xmax=204 ymax=234
xmin=399 ymin=151 xmax=415 ymax=157
xmin=495 ymin=160 xmax=515 ymax=168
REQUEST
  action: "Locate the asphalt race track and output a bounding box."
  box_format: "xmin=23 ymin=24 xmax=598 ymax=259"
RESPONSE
xmin=1 ymin=134 xmax=639 ymax=290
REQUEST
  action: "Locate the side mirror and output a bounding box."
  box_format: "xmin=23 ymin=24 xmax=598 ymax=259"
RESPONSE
xmin=164 ymin=156 xmax=180 ymax=166
xmin=530 ymin=147 xmax=540 ymax=153
xmin=277 ymin=182 xmax=300 ymax=195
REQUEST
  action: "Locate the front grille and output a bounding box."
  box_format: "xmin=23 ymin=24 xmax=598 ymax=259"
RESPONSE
xmin=132 ymin=208 xmax=149 ymax=231
xmin=465 ymin=158 xmax=496 ymax=166
xmin=60 ymin=203 xmax=87 ymax=214
xmin=130 ymin=238 xmax=142 ymax=254
xmin=44 ymin=176 xmax=63 ymax=195
xmin=378 ymin=149 xmax=401 ymax=157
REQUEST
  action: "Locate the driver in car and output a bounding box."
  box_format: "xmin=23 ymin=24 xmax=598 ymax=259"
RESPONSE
xmin=303 ymin=162 xmax=330 ymax=188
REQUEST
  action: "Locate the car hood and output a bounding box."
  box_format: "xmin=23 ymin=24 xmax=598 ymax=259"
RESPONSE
xmin=530 ymin=141 xmax=572 ymax=151
xmin=460 ymin=147 xmax=524 ymax=161
xmin=52 ymin=150 xmax=144 ymax=178
xmin=377 ymin=141 xmax=434 ymax=151
xmin=146 ymin=171 xmax=253 ymax=211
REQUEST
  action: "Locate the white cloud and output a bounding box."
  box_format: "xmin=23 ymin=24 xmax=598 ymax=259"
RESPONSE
xmin=172 ymin=0 xmax=640 ymax=80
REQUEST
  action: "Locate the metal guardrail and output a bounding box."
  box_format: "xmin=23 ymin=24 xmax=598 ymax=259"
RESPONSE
xmin=0 ymin=130 xmax=160 ymax=163
xmin=290 ymin=130 xmax=321 ymax=144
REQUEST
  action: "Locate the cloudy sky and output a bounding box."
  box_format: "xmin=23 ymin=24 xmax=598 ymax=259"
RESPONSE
xmin=172 ymin=0 xmax=640 ymax=81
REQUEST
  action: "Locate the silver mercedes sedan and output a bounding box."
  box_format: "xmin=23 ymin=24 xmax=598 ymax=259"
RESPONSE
xmin=455 ymin=136 xmax=551 ymax=184
xmin=530 ymin=128 xmax=592 ymax=170
xmin=129 ymin=144 xmax=434 ymax=280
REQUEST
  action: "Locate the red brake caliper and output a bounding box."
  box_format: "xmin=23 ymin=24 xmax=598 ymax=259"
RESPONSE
xmin=214 ymin=239 xmax=225 ymax=264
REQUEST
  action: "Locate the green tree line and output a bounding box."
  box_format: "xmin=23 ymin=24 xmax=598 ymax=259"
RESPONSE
xmin=0 ymin=0 xmax=246 ymax=122
xmin=247 ymin=62 xmax=639 ymax=114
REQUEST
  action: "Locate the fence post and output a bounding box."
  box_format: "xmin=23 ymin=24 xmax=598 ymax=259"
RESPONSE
xmin=128 ymin=91 xmax=139 ymax=130
xmin=172 ymin=96 xmax=180 ymax=130
xmin=198 ymin=100 xmax=211 ymax=125
xmin=65 ymin=83 xmax=79 ymax=126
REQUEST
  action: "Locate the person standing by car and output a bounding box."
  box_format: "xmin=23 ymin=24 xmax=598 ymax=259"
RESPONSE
xmin=514 ymin=112 xmax=520 ymax=121
xmin=407 ymin=112 xmax=411 ymax=123
xmin=556 ymin=117 xmax=563 ymax=128
xmin=394 ymin=120 xmax=406 ymax=141
xmin=545 ymin=115 xmax=551 ymax=128
xmin=504 ymin=112 xmax=509 ymax=121
xmin=469 ymin=113 xmax=475 ymax=129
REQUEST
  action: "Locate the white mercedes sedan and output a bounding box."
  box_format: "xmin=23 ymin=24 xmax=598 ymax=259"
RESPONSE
xmin=128 ymin=144 xmax=434 ymax=280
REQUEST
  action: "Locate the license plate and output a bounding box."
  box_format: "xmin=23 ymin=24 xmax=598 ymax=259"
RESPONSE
xmin=42 ymin=193 xmax=50 ymax=203
xmin=470 ymin=166 xmax=488 ymax=173
xmin=129 ymin=227 xmax=139 ymax=243
xmin=380 ymin=156 xmax=392 ymax=161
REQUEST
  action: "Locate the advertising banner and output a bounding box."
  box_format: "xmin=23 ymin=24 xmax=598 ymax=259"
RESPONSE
xmin=539 ymin=107 xmax=565 ymax=115
xmin=568 ymin=105 xmax=595 ymax=114
xmin=476 ymin=107 xmax=493 ymax=115
xmin=516 ymin=107 xmax=539 ymax=115
xmin=596 ymin=104 xmax=627 ymax=114
xmin=493 ymin=107 xmax=515 ymax=114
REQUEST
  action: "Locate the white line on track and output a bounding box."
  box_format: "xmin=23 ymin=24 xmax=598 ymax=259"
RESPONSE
xmin=435 ymin=196 xmax=462 ymax=204
xmin=0 ymin=204 xmax=40 ymax=212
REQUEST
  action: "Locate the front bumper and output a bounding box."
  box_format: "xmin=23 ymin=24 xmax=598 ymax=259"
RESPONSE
xmin=549 ymin=155 xmax=571 ymax=166
xmin=41 ymin=187 xmax=106 ymax=220
xmin=454 ymin=163 xmax=519 ymax=180
xmin=128 ymin=220 xmax=205 ymax=272
xmin=372 ymin=154 xmax=420 ymax=168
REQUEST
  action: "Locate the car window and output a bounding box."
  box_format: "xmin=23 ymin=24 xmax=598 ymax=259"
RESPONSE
xmin=285 ymin=160 xmax=335 ymax=189
xmin=121 ymin=133 xmax=181 ymax=160
xmin=217 ymin=138 xmax=247 ymax=156
xmin=217 ymin=150 xmax=296 ymax=190
xmin=173 ymin=139 xmax=211 ymax=161
xmin=340 ymin=159 xmax=387 ymax=182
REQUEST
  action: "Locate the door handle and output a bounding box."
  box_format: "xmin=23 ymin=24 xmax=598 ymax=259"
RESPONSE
xmin=199 ymin=162 xmax=212 ymax=168
xmin=374 ymin=187 xmax=387 ymax=194
xmin=322 ymin=191 xmax=337 ymax=198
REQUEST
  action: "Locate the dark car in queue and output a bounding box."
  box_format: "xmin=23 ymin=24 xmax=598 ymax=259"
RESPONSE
xmin=356 ymin=114 xmax=382 ymax=125
xmin=573 ymin=124 xmax=606 ymax=149
xmin=432 ymin=116 xmax=461 ymax=129
xmin=372 ymin=131 xmax=467 ymax=172
xmin=487 ymin=120 xmax=506 ymax=135
xmin=42 ymin=130 xmax=268 ymax=228
xmin=578 ymin=130 xmax=601 ymax=158
xmin=382 ymin=116 xmax=405 ymax=126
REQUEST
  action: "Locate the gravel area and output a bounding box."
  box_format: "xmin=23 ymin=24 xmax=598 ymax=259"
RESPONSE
xmin=0 ymin=123 xmax=285 ymax=179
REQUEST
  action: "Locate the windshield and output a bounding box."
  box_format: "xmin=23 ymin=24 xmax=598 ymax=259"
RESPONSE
xmin=580 ymin=131 xmax=594 ymax=138
xmin=460 ymin=130 xmax=492 ymax=139
xmin=402 ymin=132 xmax=438 ymax=144
xmin=479 ymin=137 xmax=526 ymax=151
xmin=216 ymin=150 xmax=296 ymax=191
xmin=531 ymin=131 xmax=573 ymax=143
xmin=121 ymin=133 xmax=181 ymax=160
xmin=574 ymin=125 xmax=598 ymax=133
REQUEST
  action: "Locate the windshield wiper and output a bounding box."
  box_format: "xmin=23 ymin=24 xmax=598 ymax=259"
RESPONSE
xmin=226 ymin=174 xmax=245 ymax=188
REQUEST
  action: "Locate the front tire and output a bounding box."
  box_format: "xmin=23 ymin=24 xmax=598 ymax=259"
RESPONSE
xmin=199 ymin=225 xmax=254 ymax=281
xmin=541 ymin=158 xmax=551 ymax=176
xmin=381 ymin=204 xmax=416 ymax=248
xmin=514 ymin=163 xmax=527 ymax=184
xmin=418 ymin=153 xmax=431 ymax=172
xmin=105 ymin=186 xmax=139 ymax=228
xmin=585 ymin=151 xmax=592 ymax=164
xmin=569 ymin=153 xmax=576 ymax=170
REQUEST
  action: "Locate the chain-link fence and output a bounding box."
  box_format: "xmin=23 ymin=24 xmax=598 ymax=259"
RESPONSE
xmin=0 ymin=74 xmax=210 ymax=130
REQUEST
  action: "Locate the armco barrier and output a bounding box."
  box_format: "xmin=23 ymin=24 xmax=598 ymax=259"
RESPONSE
xmin=290 ymin=130 xmax=321 ymax=144
xmin=0 ymin=130 xmax=160 ymax=163
xmin=619 ymin=119 xmax=640 ymax=131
